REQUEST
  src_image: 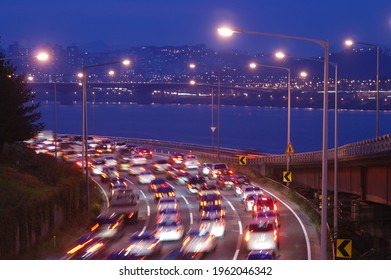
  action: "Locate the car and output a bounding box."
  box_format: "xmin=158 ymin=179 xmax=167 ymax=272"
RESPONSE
xmin=137 ymin=170 xmax=155 ymax=184
xmin=135 ymin=147 xmax=153 ymax=159
xmin=166 ymin=167 xmax=190 ymax=184
xmin=198 ymin=192 xmax=222 ymax=211
xmin=244 ymin=219 xmax=279 ymax=253
xmin=208 ymin=163 xmax=232 ymax=179
xmin=199 ymin=214 xmax=226 ymax=237
xmin=155 ymin=220 xmax=185 ymax=241
xmin=89 ymin=213 xmax=125 ymax=240
xmin=186 ymin=175 xmax=207 ymax=194
xmin=157 ymin=196 xmax=179 ymax=211
xmin=169 ymin=153 xmax=185 ymax=167
xmin=252 ymin=210 xmax=280 ymax=228
xmin=130 ymin=154 xmax=147 ymax=165
xmin=152 ymin=159 xmax=170 ymax=173
xmin=154 ymin=185 xmax=176 ymax=202
xmin=244 ymin=194 xmax=258 ymax=212
xmin=149 ymin=178 xmax=169 ymax=193
xmin=128 ymin=163 xmax=146 ymax=176
xmin=102 ymin=155 xmax=117 ymax=167
xmin=90 ymin=157 xmax=106 ymax=175
xmin=182 ymin=154 xmax=200 ymax=170
xmin=117 ymin=157 xmax=131 ymax=171
xmin=233 ymin=174 xmax=251 ymax=185
xmin=120 ymin=231 xmax=162 ymax=257
xmin=198 ymin=162 xmax=214 ymax=176
xmin=64 ymin=234 xmax=107 ymax=260
xmin=252 ymin=195 xmax=279 ymax=216
xmin=156 ymin=207 xmax=180 ymax=223
xmin=200 ymin=204 xmax=226 ymax=218
xmin=62 ymin=149 xmax=82 ymax=162
xmin=180 ymin=230 xmax=217 ymax=255
xmin=100 ymin=166 xmax=120 ymax=183
xmin=109 ymin=178 xmax=128 ymax=196
xmin=245 ymin=250 xmax=276 ymax=260
xmin=216 ymin=174 xmax=236 ymax=190
xmin=239 ymin=185 xmax=263 ymax=201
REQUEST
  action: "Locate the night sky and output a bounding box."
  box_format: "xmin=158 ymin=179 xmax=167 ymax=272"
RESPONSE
xmin=1 ymin=0 xmax=391 ymax=55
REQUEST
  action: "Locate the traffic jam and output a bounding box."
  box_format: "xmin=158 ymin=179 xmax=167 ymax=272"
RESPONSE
xmin=27 ymin=134 xmax=283 ymax=260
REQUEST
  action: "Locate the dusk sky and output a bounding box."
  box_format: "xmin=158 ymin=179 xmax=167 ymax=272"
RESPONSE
xmin=1 ymin=0 xmax=391 ymax=55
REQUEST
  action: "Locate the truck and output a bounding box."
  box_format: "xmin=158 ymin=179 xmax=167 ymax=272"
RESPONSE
xmin=105 ymin=188 xmax=140 ymax=224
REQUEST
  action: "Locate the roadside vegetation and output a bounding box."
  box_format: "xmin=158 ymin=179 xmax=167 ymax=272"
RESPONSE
xmin=0 ymin=143 xmax=101 ymax=259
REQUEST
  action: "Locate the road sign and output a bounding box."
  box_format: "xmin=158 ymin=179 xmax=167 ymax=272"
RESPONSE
xmin=283 ymin=171 xmax=292 ymax=182
xmin=285 ymin=142 xmax=295 ymax=154
xmin=210 ymin=126 xmax=216 ymax=132
xmin=336 ymin=239 xmax=352 ymax=258
xmin=239 ymin=156 xmax=247 ymax=165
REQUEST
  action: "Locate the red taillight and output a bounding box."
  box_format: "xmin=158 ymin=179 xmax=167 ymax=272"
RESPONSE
xmin=273 ymin=203 xmax=278 ymax=211
xmin=274 ymin=229 xmax=278 ymax=240
xmin=244 ymin=231 xmax=250 ymax=242
xmin=262 ymin=197 xmax=268 ymax=201
xmin=253 ymin=205 xmax=257 ymax=212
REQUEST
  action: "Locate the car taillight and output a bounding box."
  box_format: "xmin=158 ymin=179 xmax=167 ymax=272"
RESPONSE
xmin=273 ymin=203 xmax=278 ymax=211
xmin=274 ymin=229 xmax=278 ymax=240
xmin=169 ymin=192 xmax=175 ymax=196
xmin=90 ymin=223 xmax=99 ymax=232
xmin=253 ymin=205 xmax=257 ymax=212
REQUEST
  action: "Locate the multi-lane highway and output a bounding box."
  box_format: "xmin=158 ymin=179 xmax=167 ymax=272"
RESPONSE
xmin=74 ymin=151 xmax=320 ymax=260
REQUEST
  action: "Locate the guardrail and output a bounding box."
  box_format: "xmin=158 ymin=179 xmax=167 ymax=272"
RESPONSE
xmin=61 ymin=132 xmax=391 ymax=165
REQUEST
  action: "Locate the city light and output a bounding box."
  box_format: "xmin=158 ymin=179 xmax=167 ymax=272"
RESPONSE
xmin=36 ymin=52 xmax=49 ymax=61
xmin=217 ymin=27 xmax=235 ymax=37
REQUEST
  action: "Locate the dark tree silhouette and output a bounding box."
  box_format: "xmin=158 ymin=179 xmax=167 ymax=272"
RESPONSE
xmin=0 ymin=54 xmax=44 ymax=155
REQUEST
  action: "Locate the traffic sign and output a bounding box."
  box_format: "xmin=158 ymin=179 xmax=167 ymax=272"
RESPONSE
xmin=210 ymin=126 xmax=216 ymax=132
xmin=283 ymin=171 xmax=292 ymax=182
xmin=285 ymin=142 xmax=295 ymax=154
xmin=239 ymin=156 xmax=247 ymax=165
xmin=336 ymin=239 xmax=352 ymax=258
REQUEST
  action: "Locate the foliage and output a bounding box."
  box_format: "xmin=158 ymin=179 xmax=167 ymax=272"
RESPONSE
xmin=0 ymin=144 xmax=91 ymax=259
xmin=0 ymin=55 xmax=44 ymax=155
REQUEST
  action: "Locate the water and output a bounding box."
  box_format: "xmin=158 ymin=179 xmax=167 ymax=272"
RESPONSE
xmin=37 ymin=102 xmax=391 ymax=154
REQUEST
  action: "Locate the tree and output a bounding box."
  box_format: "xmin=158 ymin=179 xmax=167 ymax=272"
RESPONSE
xmin=0 ymin=54 xmax=44 ymax=155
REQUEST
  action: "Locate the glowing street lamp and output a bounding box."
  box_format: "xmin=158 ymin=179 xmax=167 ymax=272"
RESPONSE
xmin=188 ymin=63 xmax=220 ymax=156
xmin=218 ymin=25 xmax=330 ymax=259
xmin=249 ymin=62 xmax=292 ymax=186
xmin=81 ymin=59 xmax=130 ymax=210
xmin=345 ymin=39 xmax=380 ymax=138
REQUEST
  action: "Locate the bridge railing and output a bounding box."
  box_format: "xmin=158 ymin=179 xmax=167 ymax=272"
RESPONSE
xmin=63 ymin=132 xmax=391 ymax=165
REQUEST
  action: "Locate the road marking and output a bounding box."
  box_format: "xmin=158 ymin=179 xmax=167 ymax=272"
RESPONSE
xmin=181 ymin=195 xmax=193 ymax=225
xmin=147 ymin=205 xmax=150 ymax=217
xmin=181 ymin=195 xmax=189 ymax=205
xmin=238 ymin=220 xmax=243 ymax=235
xmin=124 ymin=178 xmax=134 ymax=185
xmin=260 ymin=184 xmax=312 ymax=260
xmin=139 ymin=190 xmax=147 ymax=199
xmin=226 ymin=200 xmax=236 ymax=212
xmin=91 ymin=177 xmax=110 ymax=208
xmin=233 ymin=249 xmax=240 ymax=260
xmin=140 ymin=226 xmax=147 ymax=235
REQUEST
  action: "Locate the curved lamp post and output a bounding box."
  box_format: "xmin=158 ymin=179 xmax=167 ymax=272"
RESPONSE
xmin=218 ymin=26 xmax=330 ymax=259
xmin=189 ymin=63 xmax=221 ymax=160
xmin=81 ymin=59 xmax=130 ymax=210
xmin=249 ymin=62 xmax=292 ymax=186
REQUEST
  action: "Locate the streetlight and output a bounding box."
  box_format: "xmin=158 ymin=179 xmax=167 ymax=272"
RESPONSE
xmin=81 ymin=59 xmax=130 ymax=210
xmin=0 ymin=51 xmax=50 ymax=62
xmin=249 ymin=62 xmax=292 ymax=187
xmin=188 ymin=63 xmax=220 ymax=159
xmin=218 ymin=26 xmax=330 ymax=259
xmin=345 ymin=39 xmax=380 ymax=138
xmin=276 ymin=51 xmax=340 ymax=239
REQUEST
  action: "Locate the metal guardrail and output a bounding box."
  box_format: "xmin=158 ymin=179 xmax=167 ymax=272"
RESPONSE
xmin=62 ymin=132 xmax=391 ymax=165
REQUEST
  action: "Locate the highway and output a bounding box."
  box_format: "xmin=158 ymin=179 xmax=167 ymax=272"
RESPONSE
xmin=77 ymin=152 xmax=320 ymax=260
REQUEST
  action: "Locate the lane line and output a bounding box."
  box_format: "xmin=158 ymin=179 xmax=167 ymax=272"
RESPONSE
xmin=233 ymin=249 xmax=240 ymax=260
xmin=147 ymin=205 xmax=150 ymax=217
xmin=223 ymin=197 xmax=243 ymax=260
xmin=181 ymin=195 xmax=193 ymax=226
xmin=190 ymin=212 xmax=193 ymax=225
xmin=259 ymin=185 xmax=312 ymax=260
xmin=181 ymin=195 xmax=189 ymax=205
xmin=91 ymin=177 xmax=110 ymax=207
xmin=139 ymin=190 xmax=147 ymax=199
xmin=226 ymin=200 xmax=236 ymax=211
xmin=238 ymin=220 xmax=243 ymax=235
xmin=140 ymin=226 xmax=147 ymax=235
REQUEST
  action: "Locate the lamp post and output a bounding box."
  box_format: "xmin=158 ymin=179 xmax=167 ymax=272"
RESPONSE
xmin=219 ymin=26 xmax=330 ymax=259
xmin=81 ymin=59 xmax=130 ymax=211
xmin=189 ymin=63 xmax=220 ymax=158
xmin=345 ymin=39 xmax=380 ymax=138
xmin=249 ymin=62 xmax=292 ymax=186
